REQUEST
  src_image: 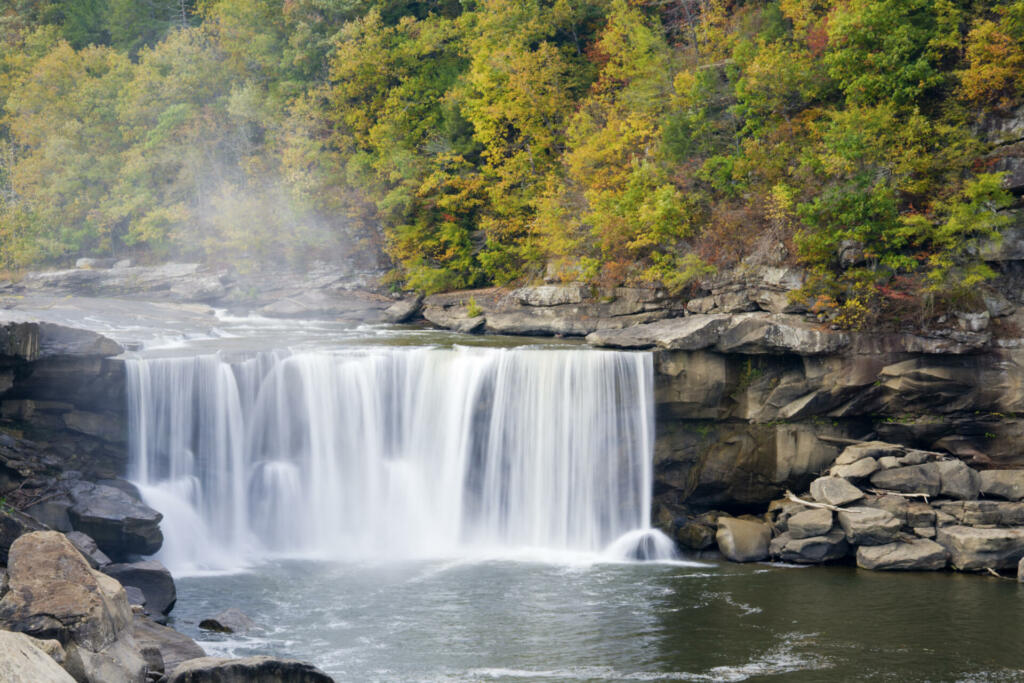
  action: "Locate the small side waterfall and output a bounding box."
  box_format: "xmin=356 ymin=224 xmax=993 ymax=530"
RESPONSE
xmin=126 ymin=346 xmax=674 ymax=572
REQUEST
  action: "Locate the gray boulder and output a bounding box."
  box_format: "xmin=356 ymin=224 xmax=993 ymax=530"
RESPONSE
xmin=809 ymin=476 xmax=864 ymax=506
xmin=769 ymin=528 xmax=850 ymax=564
xmin=934 ymin=501 xmax=1024 ymax=526
xmin=0 ymin=531 xmax=146 ymax=682
xmin=831 ymin=457 xmax=879 ymax=480
xmin=936 ymin=459 xmax=980 ymax=500
xmin=979 ymin=470 xmax=1024 ymax=501
xmin=382 ymin=296 xmax=422 ymax=323
xmin=837 ymin=507 xmax=902 ymax=546
xmin=856 ymin=540 xmax=948 ymax=571
xmin=167 ymin=656 xmax=334 ymax=683
xmin=869 ymin=463 xmax=941 ymax=497
xmin=132 ymin=615 xmax=205 ymax=674
xmin=103 ymin=560 xmax=176 ymax=616
xmin=0 ymin=630 xmax=75 ymax=683
xmin=67 ymin=482 xmax=163 ymax=560
xmin=715 ymin=518 xmax=770 ymax=562
xmin=834 ymin=442 xmax=905 ymax=465
xmin=65 ymin=531 xmax=111 ymax=569
xmin=199 ymin=608 xmax=255 ymax=634
xmin=787 ymin=508 xmax=833 ymax=539
xmin=936 ymin=525 xmax=1024 ymax=571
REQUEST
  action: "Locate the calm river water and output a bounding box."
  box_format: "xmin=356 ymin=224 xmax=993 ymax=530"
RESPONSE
xmin=172 ymin=557 xmax=1024 ymax=682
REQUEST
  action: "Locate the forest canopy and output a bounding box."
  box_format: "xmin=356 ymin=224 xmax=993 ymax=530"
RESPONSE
xmin=1 ymin=0 xmax=1022 ymax=323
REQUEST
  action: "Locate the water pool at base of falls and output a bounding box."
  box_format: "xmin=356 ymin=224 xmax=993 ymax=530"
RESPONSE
xmin=170 ymin=557 xmax=1024 ymax=682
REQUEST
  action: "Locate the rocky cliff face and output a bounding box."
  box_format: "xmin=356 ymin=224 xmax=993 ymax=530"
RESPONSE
xmin=0 ymin=322 xmax=127 ymax=484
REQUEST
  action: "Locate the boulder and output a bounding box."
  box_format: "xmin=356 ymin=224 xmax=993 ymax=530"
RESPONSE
xmin=869 ymin=463 xmax=941 ymax=497
xmin=103 ymin=560 xmax=176 ymax=616
xmin=67 ymin=482 xmax=163 ymax=560
xmin=837 ymin=507 xmax=902 ymax=546
xmin=933 ymin=500 xmax=1024 ymax=526
xmin=167 ymin=656 xmax=334 ymax=683
xmin=65 ymin=531 xmax=111 ymax=569
xmin=715 ymin=314 xmax=849 ymax=355
xmin=672 ymin=519 xmax=717 ymax=550
xmin=715 ymin=518 xmax=770 ymax=562
xmin=382 ymin=296 xmax=422 ymax=323
xmin=861 ymin=495 xmax=909 ymax=524
xmin=131 ymin=615 xmax=205 ymax=674
xmin=586 ymin=315 xmax=731 ymax=351
xmin=512 ymin=285 xmax=588 ymax=307
xmin=23 ymin=497 xmax=73 ymax=532
xmin=936 ymin=459 xmax=980 ymax=500
xmin=37 ymin=323 xmax=123 ymax=359
xmin=834 ymin=442 xmax=905 ymax=465
xmin=0 ymin=630 xmax=76 ymax=683
xmin=856 ymin=540 xmax=948 ymax=571
xmin=769 ymin=528 xmax=850 ymax=564
xmin=0 ymin=531 xmax=146 ymax=682
xmin=936 ymin=525 xmax=1024 ymax=571
xmin=421 ymin=306 xmax=484 ymax=334
xmin=787 ymin=508 xmax=833 ymax=539
xmin=809 ymin=476 xmax=864 ymax=506
xmin=831 ymin=457 xmax=879 ymax=480
xmin=199 ymin=608 xmax=255 ymax=634
xmin=979 ymin=470 xmax=1024 ymax=501
xmin=905 ymin=502 xmax=936 ymax=527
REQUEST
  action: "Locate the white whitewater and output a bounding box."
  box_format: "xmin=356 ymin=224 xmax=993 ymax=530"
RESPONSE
xmin=126 ymin=346 xmax=674 ymax=573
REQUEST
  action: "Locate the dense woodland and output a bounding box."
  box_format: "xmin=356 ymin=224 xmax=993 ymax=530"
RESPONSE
xmin=1 ymin=0 xmax=1023 ymax=325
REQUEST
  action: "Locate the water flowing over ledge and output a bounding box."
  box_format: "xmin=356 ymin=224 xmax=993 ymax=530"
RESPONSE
xmin=126 ymin=346 xmax=672 ymax=574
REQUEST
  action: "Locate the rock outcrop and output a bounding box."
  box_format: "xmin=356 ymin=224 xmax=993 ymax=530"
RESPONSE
xmin=167 ymin=656 xmax=334 ymax=683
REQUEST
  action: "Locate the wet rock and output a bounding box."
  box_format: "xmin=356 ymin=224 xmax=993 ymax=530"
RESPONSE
xmin=199 ymin=608 xmax=254 ymax=634
xmin=37 ymin=323 xmax=123 ymax=358
xmin=714 ymin=517 xmax=770 ymax=562
xmin=65 ymin=531 xmax=111 ymax=569
xmin=67 ymin=482 xmax=163 ymax=560
xmin=936 ymin=525 xmax=1024 ymax=571
xmin=672 ymin=518 xmax=717 ymax=550
xmin=0 ymin=630 xmax=75 ymax=682
xmin=132 ymin=615 xmax=205 ymax=674
xmin=869 ymin=463 xmax=941 ymax=497
xmin=103 ymin=560 xmax=176 ymax=616
xmin=167 ymin=655 xmax=334 ymax=683
xmin=809 ymin=476 xmax=864 ymax=507
xmin=979 ymin=470 xmax=1024 ymax=501
xmin=837 ymin=507 xmax=902 ymax=546
xmin=936 ymin=459 xmax=980 ymax=500
xmin=787 ymin=508 xmax=833 ymax=539
xmin=0 ymin=531 xmax=146 ymax=682
xmin=769 ymin=528 xmax=850 ymax=564
xmin=856 ymin=539 xmax=948 ymax=571
xmin=62 ymin=410 xmax=125 ymax=443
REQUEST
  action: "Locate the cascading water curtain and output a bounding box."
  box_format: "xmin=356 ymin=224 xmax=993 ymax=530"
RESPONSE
xmin=125 ymin=347 xmax=656 ymax=570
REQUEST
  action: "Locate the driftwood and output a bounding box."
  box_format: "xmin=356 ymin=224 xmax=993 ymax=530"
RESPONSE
xmin=866 ymin=488 xmax=930 ymax=502
xmin=784 ymin=490 xmax=871 ymax=513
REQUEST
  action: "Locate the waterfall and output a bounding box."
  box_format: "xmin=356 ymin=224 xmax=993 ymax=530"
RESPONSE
xmin=126 ymin=346 xmax=673 ymax=573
